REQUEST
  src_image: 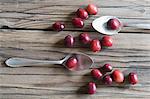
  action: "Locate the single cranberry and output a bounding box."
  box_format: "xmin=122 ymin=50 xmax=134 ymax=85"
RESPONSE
xmin=128 ymin=72 xmax=138 ymax=85
xmin=101 ymin=36 xmax=113 ymax=47
xmin=91 ymin=69 xmax=103 ymax=80
xmin=64 ymin=35 xmax=75 ymax=47
xmin=66 ymin=57 xmax=78 ymax=69
xmin=88 ymin=82 xmax=96 ymax=94
xmin=103 ymin=64 xmax=113 ymax=72
xmin=90 ymin=39 xmax=101 ymax=52
xmin=79 ymin=33 xmax=91 ymax=44
xmin=86 ymin=4 xmax=98 ymax=15
xmin=52 ymin=22 xmax=65 ymax=31
xmin=107 ymin=18 xmax=121 ymax=30
xmin=76 ymin=8 xmax=89 ymax=19
xmin=103 ymin=75 xmax=113 ymax=85
xmin=112 ymin=69 xmax=124 ymax=83
xmin=72 ymin=18 xmax=84 ymax=28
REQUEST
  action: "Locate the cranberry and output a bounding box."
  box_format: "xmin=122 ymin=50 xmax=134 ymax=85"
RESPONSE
xmin=66 ymin=57 xmax=78 ymax=69
xmin=101 ymin=36 xmax=113 ymax=47
xmin=86 ymin=4 xmax=98 ymax=15
xmin=72 ymin=18 xmax=84 ymax=28
xmin=52 ymin=22 xmax=65 ymax=31
xmin=128 ymin=72 xmax=138 ymax=85
xmin=77 ymin=8 xmax=89 ymax=19
xmin=90 ymin=39 xmax=101 ymax=52
xmin=88 ymin=82 xmax=96 ymax=94
xmin=91 ymin=69 xmax=103 ymax=80
xmin=107 ymin=18 xmax=121 ymax=30
xmin=103 ymin=64 xmax=113 ymax=72
xmin=112 ymin=69 xmax=124 ymax=83
xmin=103 ymin=75 xmax=113 ymax=85
xmin=79 ymin=33 xmax=91 ymax=44
xmin=64 ymin=35 xmax=75 ymax=47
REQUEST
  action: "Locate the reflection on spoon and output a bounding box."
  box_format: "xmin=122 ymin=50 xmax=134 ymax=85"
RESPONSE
xmin=92 ymin=16 xmax=150 ymax=35
xmin=5 ymin=53 xmax=93 ymax=71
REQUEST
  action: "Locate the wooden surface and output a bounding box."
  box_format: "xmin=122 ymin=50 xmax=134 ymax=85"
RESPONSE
xmin=0 ymin=0 xmax=150 ymax=99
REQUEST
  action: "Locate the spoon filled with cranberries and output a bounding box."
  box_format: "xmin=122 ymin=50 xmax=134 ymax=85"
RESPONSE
xmin=5 ymin=53 xmax=93 ymax=71
xmin=92 ymin=16 xmax=150 ymax=35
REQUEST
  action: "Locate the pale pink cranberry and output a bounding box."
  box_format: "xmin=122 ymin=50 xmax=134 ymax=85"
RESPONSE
xmin=103 ymin=64 xmax=113 ymax=72
xmin=72 ymin=18 xmax=84 ymax=28
xmin=66 ymin=57 xmax=77 ymax=69
xmin=107 ymin=18 xmax=121 ymax=30
xmin=103 ymin=75 xmax=113 ymax=85
xmin=79 ymin=33 xmax=91 ymax=44
xmin=88 ymin=82 xmax=96 ymax=94
xmin=112 ymin=69 xmax=124 ymax=83
xmin=91 ymin=69 xmax=103 ymax=80
xmin=52 ymin=22 xmax=65 ymax=31
xmin=101 ymin=36 xmax=113 ymax=47
xmin=86 ymin=4 xmax=98 ymax=15
xmin=76 ymin=8 xmax=89 ymax=19
xmin=64 ymin=35 xmax=75 ymax=47
xmin=128 ymin=72 xmax=138 ymax=85
xmin=90 ymin=39 xmax=101 ymax=52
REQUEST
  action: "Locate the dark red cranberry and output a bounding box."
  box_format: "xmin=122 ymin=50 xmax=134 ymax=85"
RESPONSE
xmin=107 ymin=18 xmax=121 ymax=30
xmin=64 ymin=35 xmax=75 ymax=47
xmin=72 ymin=18 xmax=84 ymax=28
xmin=88 ymin=82 xmax=96 ymax=94
xmin=86 ymin=4 xmax=98 ymax=15
xmin=66 ymin=57 xmax=78 ymax=69
xmin=112 ymin=69 xmax=124 ymax=83
xmin=101 ymin=36 xmax=113 ymax=47
xmin=90 ymin=39 xmax=101 ymax=52
xmin=128 ymin=72 xmax=138 ymax=85
xmin=79 ymin=33 xmax=91 ymax=44
xmin=52 ymin=22 xmax=65 ymax=31
xmin=77 ymin=8 xmax=89 ymax=19
xmin=103 ymin=64 xmax=113 ymax=72
xmin=91 ymin=69 xmax=103 ymax=80
xmin=103 ymin=75 xmax=113 ymax=85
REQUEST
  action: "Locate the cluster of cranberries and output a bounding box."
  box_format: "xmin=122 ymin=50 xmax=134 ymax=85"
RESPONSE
xmin=88 ymin=64 xmax=138 ymax=94
xmin=64 ymin=33 xmax=113 ymax=52
xmin=52 ymin=4 xmax=98 ymax=31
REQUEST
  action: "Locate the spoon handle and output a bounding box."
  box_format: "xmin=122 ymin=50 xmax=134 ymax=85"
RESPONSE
xmin=5 ymin=58 xmax=63 ymax=67
xmin=125 ymin=23 xmax=150 ymax=29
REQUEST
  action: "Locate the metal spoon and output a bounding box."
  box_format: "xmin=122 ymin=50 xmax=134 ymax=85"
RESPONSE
xmin=92 ymin=16 xmax=150 ymax=35
xmin=5 ymin=53 xmax=93 ymax=71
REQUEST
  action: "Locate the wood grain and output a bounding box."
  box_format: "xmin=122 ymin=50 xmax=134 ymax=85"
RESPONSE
xmin=0 ymin=0 xmax=150 ymax=99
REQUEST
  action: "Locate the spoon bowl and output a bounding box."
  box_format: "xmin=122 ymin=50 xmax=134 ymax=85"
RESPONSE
xmin=92 ymin=16 xmax=122 ymax=35
xmin=5 ymin=52 xmax=93 ymax=71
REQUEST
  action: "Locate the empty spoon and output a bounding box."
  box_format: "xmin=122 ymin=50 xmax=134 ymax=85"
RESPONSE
xmin=92 ymin=16 xmax=150 ymax=35
xmin=5 ymin=52 xmax=94 ymax=71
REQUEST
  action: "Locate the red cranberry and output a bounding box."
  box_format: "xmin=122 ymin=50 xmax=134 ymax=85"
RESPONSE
xmin=77 ymin=8 xmax=89 ymax=19
xmin=64 ymin=35 xmax=75 ymax=47
xmin=112 ymin=69 xmax=124 ymax=83
xmin=103 ymin=75 xmax=113 ymax=85
xmin=91 ymin=69 xmax=103 ymax=80
xmin=86 ymin=4 xmax=98 ymax=15
xmin=90 ymin=39 xmax=101 ymax=52
xmin=79 ymin=33 xmax=91 ymax=44
xmin=52 ymin=22 xmax=65 ymax=31
xmin=107 ymin=18 xmax=121 ymax=30
xmin=88 ymin=82 xmax=96 ymax=94
xmin=66 ymin=57 xmax=78 ymax=69
xmin=128 ymin=72 xmax=138 ymax=85
xmin=72 ymin=18 xmax=84 ymax=28
xmin=103 ymin=64 xmax=113 ymax=72
xmin=101 ymin=36 xmax=113 ymax=47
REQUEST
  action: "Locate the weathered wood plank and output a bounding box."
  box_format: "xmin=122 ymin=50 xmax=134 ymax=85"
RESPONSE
xmin=0 ymin=30 xmax=150 ymax=67
xmin=0 ymin=0 xmax=150 ymax=32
